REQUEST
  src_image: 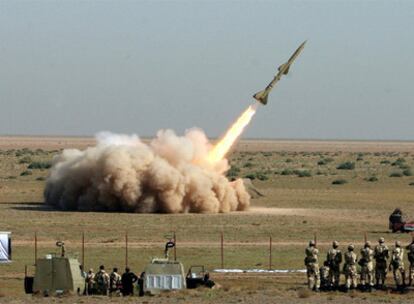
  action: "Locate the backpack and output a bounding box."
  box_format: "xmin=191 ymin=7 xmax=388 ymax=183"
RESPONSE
xmin=96 ymin=272 xmax=105 ymax=287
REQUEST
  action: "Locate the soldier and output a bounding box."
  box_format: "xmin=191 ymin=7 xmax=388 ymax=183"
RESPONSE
xmin=344 ymin=244 xmax=358 ymax=291
xmin=304 ymin=240 xmax=320 ymax=291
xmin=94 ymin=265 xmax=110 ymax=295
xmin=406 ymin=239 xmax=414 ymax=286
xmin=85 ymin=268 xmax=95 ymax=295
xmin=319 ymin=260 xmax=330 ymax=291
xmin=326 ymin=240 xmax=342 ymax=290
xmin=374 ymin=237 xmax=389 ymax=289
xmin=121 ymin=267 xmax=138 ymax=296
xmin=109 ymin=267 xmax=122 ymax=296
xmin=359 ymin=241 xmax=374 ymax=291
xmin=390 ymin=241 xmax=405 ymax=291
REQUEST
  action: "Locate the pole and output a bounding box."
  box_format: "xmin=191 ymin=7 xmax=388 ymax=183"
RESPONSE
xmin=34 ymin=231 xmax=37 ymax=266
xmin=269 ymin=236 xmax=272 ymax=270
xmin=221 ymin=232 xmax=224 ymax=269
xmin=125 ymin=231 xmax=128 ymax=268
xmin=82 ymin=231 xmax=85 ymax=269
xmin=173 ymin=231 xmax=177 ymax=261
xmin=364 ymin=232 xmax=367 ymax=244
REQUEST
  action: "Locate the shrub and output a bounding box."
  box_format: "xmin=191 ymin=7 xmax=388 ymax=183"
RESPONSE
xmin=317 ymin=159 xmax=327 ymax=166
xmin=285 ymin=158 xmax=293 ymax=163
xmin=28 ymin=161 xmax=52 ymax=169
xmin=243 ymin=162 xmax=254 ymax=168
xmin=380 ymin=160 xmax=390 ymax=164
xmin=294 ymin=170 xmax=312 ymax=177
xmin=366 ymin=176 xmax=378 ymax=182
xmin=399 ymin=164 xmax=410 ymax=170
xmin=255 ymin=173 xmax=269 ymax=181
xmin=7 ymin=176 xmax=16 ymax=179
xmin=227 ymin=166 xmax=241 ymax=178
xmin=392 ymin=158 xmax=406 ymax=167
xmin=390 ymin=172 xmax=403 ymax=177
xmin=244 ymin=174 xmax=256 ymax=180
xmin=336 ymin=162 xmax=355 ymax=170
xmin=332 ymin=179 xmax=347 ymax=185
xmin=19 ymin=156 xmax=32 ymax=164
xmin=20 ymin=170 xmax=32 ymax=176
xmin=36 ymin=176 xmax=46 ymax=181
xmin=409 ymin=182 xmax=414 ymax=186
xmin=403 ymin=169 xmax=413 ymax=176
xmin=281 ymin=169 xmax=294 ymax=176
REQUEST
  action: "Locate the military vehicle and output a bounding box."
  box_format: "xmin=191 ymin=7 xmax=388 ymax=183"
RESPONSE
xmin=389 ymin=208 xmax=414 ymax=232
xmin=24 ymin=241 xmax=85 ymax=296
xmin=253 ymin=40 xmax=306 ymax=105
xmin=186 ymin=265 xmax=215 ymax=289
xmin=141 ymin=240 xmax=186 ymax=295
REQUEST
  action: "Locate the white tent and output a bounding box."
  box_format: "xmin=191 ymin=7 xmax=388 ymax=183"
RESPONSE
xmin=0 ymin=232 xmax=11 ymax=263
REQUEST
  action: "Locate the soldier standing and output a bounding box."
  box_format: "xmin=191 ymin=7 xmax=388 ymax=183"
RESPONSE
xmin=326 ymin=240 xmax=342 ymax=290
xmin=121 ymin=267 xmax=138 ymax=296
xmin=94 ymin=265 xmax=110 ymax=295
xmin=390 ymin=241 xmax=405 ymax=291
xmin=86 ymin=268 xmax=95 ymax=295
xmin=374 ymin=237 xmax=389 ymax=289
xmin=304 ymin=240 xmax=320 ymax=291
xmin=109 ymin=267 xmax=122 ymax=296
xmin=319 ymin=261 xmax=330 ymax=291
xmin=406 ymin=239 xmax=414 ymax=286
xmin=344 ymin=244 xmax=358 ymax=291
xmin=359 ymin=241 xmax=374 ymax=291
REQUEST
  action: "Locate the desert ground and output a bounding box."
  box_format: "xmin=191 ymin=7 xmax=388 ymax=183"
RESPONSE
xmin=1 ymin=136 xmax=414 ymax=303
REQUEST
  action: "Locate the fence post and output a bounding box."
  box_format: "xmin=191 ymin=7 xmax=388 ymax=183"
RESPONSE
xmin=125 ymin=231 xmax=128 ymax=268
xmin=220 ymin=232 xmax=224 ymax=269
xmin=173 ymin=231 xmax=177 ymax=261
xmin=269 ymin=236 xmax=272 ymax=270
xmin=34 ymin=231 xmax=37 ymax=266
xmin=82 ymin=231 xmax=85 ymax=269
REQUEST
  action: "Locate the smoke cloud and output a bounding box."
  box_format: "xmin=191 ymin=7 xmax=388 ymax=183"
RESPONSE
xmin=44 ymin=129 xmax=250 ymax=213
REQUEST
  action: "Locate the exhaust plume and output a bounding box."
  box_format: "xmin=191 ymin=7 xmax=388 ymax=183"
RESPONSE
xmin=44 ymin=129 xmax=250 ymax=213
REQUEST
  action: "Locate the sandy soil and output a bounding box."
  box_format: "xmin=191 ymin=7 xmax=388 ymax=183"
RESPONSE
xmin=2 ymin=136 xmax=414 ymax=152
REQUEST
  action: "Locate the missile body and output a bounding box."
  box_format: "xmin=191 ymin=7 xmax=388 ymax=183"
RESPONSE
xmin=253 ymin=41 xmax=306 ymax=105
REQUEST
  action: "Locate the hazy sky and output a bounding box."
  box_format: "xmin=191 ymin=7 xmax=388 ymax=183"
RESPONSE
xmin=1 ymin=0 xmax=413 ymax=140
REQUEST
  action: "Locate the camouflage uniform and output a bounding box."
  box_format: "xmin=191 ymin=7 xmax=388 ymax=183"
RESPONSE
xmin=391 ymin=241 xmax=405 ymax=288
xmin=374 ymin=237 xmax=389 ymax=288
xmin=359 ymin=241 xmax=374 ymax=290
xmin=406 ymin=242 xmax=414 ymax=286
xmin=109 ymin=268 xmax=122 ymax=295
xmin=326 ymin=241 xmax=342 ymax=289
xmin=319 ymin=261 xmax=330 ymax=291
xmin=344 ymin=244 xmax=358 ymax=290
xmin=94 ymin=266 xmax=110 ymax=295
xmin=86 ymin=269 xmax=95 ymax=295
xmin=305 ymin=240 xmax=320 ymax=291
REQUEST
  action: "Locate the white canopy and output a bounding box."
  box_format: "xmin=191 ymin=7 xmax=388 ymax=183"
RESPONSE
xmin=0 ymin=232 xmax=11 ymax=263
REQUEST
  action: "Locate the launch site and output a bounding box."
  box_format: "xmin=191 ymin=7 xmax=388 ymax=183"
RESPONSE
xmin=1 ymin=1 xmax=414 ymax=303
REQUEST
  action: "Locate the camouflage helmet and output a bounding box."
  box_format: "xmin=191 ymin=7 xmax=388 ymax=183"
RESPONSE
xmin=332 ymin=240 xmax=339 ymax=248
xmin=395 ymin=241 xmax=401 ymax=247
xmin=309 ymin=240 xmax=316 ymax=246
xmin=365 ymin=241 xmax=371 ymax=248
xmin=379 ymin=237 xmax=385 ymax=244
xmin=348 ymin=244 xmax=354 ymax=251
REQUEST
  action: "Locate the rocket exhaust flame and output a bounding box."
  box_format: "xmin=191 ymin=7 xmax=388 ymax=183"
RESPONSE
xmin=207 ymin=103 xmax=258 ymax=164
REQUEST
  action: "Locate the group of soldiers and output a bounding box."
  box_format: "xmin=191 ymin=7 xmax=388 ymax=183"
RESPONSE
xmin=305 ymin=237 xmax=414 ymax=292
xmin=83 ymin=265 xmax=141 ymax=296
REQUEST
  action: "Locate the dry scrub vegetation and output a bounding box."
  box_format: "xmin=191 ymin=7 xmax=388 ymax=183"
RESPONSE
xmin=1 ymin=138 xmax=414 ymax=303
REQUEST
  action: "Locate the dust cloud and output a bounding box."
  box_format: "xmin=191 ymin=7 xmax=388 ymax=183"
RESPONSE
xmin=44 ymin=130 xmax=250 ymax=213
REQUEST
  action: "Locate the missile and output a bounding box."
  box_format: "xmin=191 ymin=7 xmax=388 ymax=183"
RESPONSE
xmin=253 ymin=40 xmax=306 ymax=105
